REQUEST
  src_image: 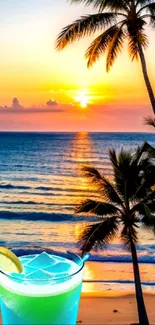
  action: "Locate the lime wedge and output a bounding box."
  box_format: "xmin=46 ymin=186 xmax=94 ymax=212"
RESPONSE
xmin=0 ymin=247 xmax=23 ymax=274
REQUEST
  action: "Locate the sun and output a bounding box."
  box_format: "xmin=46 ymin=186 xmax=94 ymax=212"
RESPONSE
xmin=74 ymin=89 xmax=90 ymax=108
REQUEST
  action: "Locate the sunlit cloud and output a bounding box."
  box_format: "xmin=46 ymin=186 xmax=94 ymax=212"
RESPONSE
xmin=46 ymin=100 xmax=59 ymax=107
xmin=0 ymin=98 xmax=65 ymax=114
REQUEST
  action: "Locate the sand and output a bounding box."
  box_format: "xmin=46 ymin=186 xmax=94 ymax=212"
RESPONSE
xmin=77 ymin=293 xmax=155 ymax=324
xmin=0 ymin=293 xmax=155 ymax=324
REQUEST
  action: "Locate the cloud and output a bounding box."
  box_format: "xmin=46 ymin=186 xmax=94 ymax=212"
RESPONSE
xmin=12 ymin=98 xmax=23 ymax=110
xmin=46 ymin=100 xmax=59 ymax=107
xmin=0 ymin=98 xmax=65 ymax=114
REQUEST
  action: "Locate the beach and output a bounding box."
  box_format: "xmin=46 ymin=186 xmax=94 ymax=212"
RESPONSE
xmin=78 ymin=293 xmax=155 ymax=324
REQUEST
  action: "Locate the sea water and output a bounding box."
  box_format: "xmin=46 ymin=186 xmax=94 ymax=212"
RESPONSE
xmin=0 ymin=252 xmax=83 ymax=325
xmin=1 ymin=132 xmax=155 ymax=293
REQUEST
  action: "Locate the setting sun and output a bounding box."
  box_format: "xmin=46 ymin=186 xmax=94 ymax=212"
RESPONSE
xmin=75 ymin=89 xmax=91 ymax=108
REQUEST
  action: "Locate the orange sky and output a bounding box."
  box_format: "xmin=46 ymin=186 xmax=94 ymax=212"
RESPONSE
xmin=0 ymin=0 xmax=155 ymax=131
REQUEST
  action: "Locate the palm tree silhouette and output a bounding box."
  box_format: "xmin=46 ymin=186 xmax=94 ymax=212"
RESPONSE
xmin=56 ymin=0 xmax=155 ymax=115
xmin=75 ymin=142 xmax=155 ymax=325
xmin=144 ymin=115 xmax=155 ymax=128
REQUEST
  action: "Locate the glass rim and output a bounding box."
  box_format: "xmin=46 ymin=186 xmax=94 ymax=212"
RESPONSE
xmin=0 ymin=249 xmax=84 ymax=282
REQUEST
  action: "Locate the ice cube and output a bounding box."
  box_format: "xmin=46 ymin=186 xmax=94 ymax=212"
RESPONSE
xmin=25 ymin=252 xmax=56 ymax=269
xmin=53 ymin=272 xmax=69 ymax=279
xmin=25 ymin=269 xmax=53 ymax=280
xmin=53 ymin=272 xmax=71 ymax=284
xmin=45 ymin=261 xmax=76 ymax=274
xmin=10 ymin=272 xmax=25 ymax=282
xmin=19 ymin=254 xmax=36 ymax=265
xmin=53 ymin=255 xmax=64 ymax=262
xmin=23 ymin=265 xmax=38 ymax=275
xmin=11 ymin=272 xmax=24 ymax=279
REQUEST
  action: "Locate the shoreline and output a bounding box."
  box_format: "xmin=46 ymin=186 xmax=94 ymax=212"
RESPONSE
xmin=81 ymin=290 xmax=155 ymax=297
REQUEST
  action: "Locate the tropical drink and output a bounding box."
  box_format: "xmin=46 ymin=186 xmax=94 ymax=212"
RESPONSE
xmin=0 ymin=249 xmax=84 ymax=325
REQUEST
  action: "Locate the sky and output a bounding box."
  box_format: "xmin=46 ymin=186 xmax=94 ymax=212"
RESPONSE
xmin=0 ymin=0 xmax=155 ymax=132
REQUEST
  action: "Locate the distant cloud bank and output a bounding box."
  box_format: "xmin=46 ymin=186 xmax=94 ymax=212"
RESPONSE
xmin=0 ymin=98 xmax=64 ymax=114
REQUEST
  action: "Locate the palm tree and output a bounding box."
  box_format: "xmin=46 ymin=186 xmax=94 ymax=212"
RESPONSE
xmin=144 ymin=115 xmax=155 ymax=128
xmin=75 ymin=142 xmax=155 ymax=325
xmin=56 ymin=0 xmax=155 ymax=115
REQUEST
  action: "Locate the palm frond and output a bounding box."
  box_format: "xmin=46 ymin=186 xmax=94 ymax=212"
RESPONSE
xmin=121 ymin=224 xmax=138 ymax=249
xmin=130 ymin=160 xmax=155 ymax=201
xmin=82 ymin=166 xmax=103 ymax=182
xmin=136 ymin=0 xmax=153 ymax=7
xmin=141 ymin=163 xmax=155 ymax=185
xmin=56 ymin=13 xmax=116 ymax=50
xmin=75 ymin=199 xmax=121 ymax=215
xmin=96 ymin=0 xmax=129 ymax=12
xmin=131 ymin=141 xmax=151 ymax=165
xmin=128 ymin=36 xmax=139 ymax=60
xmin=109 ymin=148 xmax=118 ymax=168
xmin=131 ymin=202 xmax=152 ymax=215
xmin=132 ymin=178 xmax=154 ymax=201
xmin=128 ymin=30 xmax=148 ymax=60
xmin=86 ymin=24 xmax=119 ymax=68
xmin=71 ymin=0 xmax=129 ymax=12
xmin=118 ymin=149 xmax=132 ymax=168
xmin=116 ymin=149 xmax=132 ymax=180
xmin=110 ymin=149 xmax=128 ymax=194
xmin=106 ymin=25 xmax=126 ymax=71
xmin=102 ymin=177 xmax=123 ymax=205
xmin=70 ymin=0 xmax=98 ymax=5
xmin=144 ymin=115 xmax=155 ymax=127
xmin=141 ymin=213 xmax=155 ymax=233
xmin=81 ymin=165 xmax=123 ymax=205
xmin=135 ymin=140 xmax=155 ymax=159
xmin=109 ymin=145 xmax=155 ymax=201
xmin=131 ymin=189 xmax=155 ymax=214
xmin=137 ymin=2 xmax=155 ymax=15
xmin=109 ymin=148 xmax=135 ymax=200
xmin=79 ymin=216 xmax=119 ymax=255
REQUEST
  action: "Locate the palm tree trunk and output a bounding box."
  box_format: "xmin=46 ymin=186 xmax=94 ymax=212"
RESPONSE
xmin=130 ymin=238 xmax=149 ymax=325
xmin=138 ymin=43 xmax=155 ymax=115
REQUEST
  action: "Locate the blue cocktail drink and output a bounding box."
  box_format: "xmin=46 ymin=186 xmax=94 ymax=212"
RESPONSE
xmin=0 ymin=250 xmax=84 ymax=325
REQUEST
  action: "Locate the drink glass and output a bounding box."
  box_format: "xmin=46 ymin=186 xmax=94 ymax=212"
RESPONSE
xmin=0 ymin=248 xmax=85 ymax=325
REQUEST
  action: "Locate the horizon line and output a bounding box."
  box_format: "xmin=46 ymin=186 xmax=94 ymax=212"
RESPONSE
xmin=0 ymin=131 xmax=155 ymax=134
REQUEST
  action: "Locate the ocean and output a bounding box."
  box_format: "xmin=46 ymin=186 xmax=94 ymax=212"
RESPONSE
xmin=1 ymin=131 xmax=155 ymax=295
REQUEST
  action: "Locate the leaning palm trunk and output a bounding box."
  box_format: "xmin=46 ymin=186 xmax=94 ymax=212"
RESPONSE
xmin=130 ymin=238 xmax=149 ymax=325
xmin=138 ymin=43 xmax=155 ymax=115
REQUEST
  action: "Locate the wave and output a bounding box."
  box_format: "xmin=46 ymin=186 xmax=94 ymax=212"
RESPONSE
xmin=0 ymin=200 xmax=53 ymax=205
xmin=89 ymin=253 xmax=155 ymax=264
xmin=0 ymin=211 xmax=98 ymax=222
xmin=0 ymin=201 xmax=76 ymax=209
xmin=0 ymin=184 xmax=31 ymax=190
xmin=35 ymin=186 xmax=52 ymax=191
xmin=0 ymin=211 xmax=76 ymax=222
xmin=1 ymin=200 xmax=40 ymax=205
xmin=0 ymin=183 xmax=98 ymax=194
xmin=35 ymin=186 xmax=98 ymax=193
